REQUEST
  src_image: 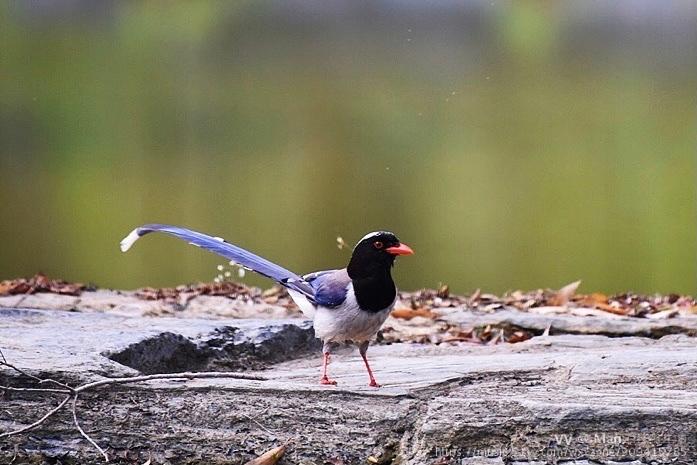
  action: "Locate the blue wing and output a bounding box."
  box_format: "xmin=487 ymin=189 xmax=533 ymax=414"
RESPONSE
xmin=305 ymin=269 xmax=350 ymax=308
xmin=120 ymin=224 xmax=315 ymax=298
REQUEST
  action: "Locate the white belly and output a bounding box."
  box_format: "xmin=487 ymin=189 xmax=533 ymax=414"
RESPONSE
xmin=312 ymin=284 xmax=394 ymax=343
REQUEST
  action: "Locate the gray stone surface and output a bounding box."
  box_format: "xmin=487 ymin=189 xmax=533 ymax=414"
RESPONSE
xmin=439 ymin=307 xmax=697 ymax=338
xmin=1 ymin=306 xmax=697 ymax=465
xmin=0 ymin=289 xmax=299 ymax=319
xmin=0 ymin=308 xmax=318 ymax=378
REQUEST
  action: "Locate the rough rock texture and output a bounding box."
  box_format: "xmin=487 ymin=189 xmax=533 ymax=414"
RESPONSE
xmin=438 ymin=307 xmax=697 ymax=338
xmin=0 ymin=289 xmax=300 ymax=319
xmin=1 ymin=302 xmax=697 ymax=465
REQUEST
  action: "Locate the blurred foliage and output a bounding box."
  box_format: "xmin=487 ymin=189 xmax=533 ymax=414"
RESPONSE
xmin=0 ymin=1 xmax=695 ymax=294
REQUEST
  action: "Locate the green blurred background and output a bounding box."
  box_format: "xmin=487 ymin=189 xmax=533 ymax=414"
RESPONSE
xmin=1 ymin=1 xmax=695 ymax=294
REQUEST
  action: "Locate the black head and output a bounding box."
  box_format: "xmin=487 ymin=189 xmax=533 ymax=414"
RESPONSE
xmin=346 ymin=231 xmax=414 ymax=279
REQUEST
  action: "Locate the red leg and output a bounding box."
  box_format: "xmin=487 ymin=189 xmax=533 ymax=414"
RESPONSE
xmin=319 ymin=352 xmax=337 ymax=385
xmin=359 ymin=342 xmax=380 ymax=388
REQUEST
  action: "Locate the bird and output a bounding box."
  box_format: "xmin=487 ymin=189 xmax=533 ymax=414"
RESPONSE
xmin=120 ymin=224 xmax=413 ymax=387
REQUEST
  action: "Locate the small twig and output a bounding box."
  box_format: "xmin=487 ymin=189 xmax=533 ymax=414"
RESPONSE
xmin=0 ymin=386 xmax=72 ymax=394
xmin=1 ymin=365 xmax=267 ymax=444
xmin=0 ymin=394 xmax=71 ymax=438
xmin=0 ymin=355 xmax=43 ymax=383
xmin=0 ymin=349 xmax=74 ymax=391
xmin=38 ymin=378 xmax=75 ymax=391
xmin=75 ymin=371 xmax=266 ymax=393
xmin=240 ymin=406 xmax=280 ymax=439
xmin=1 ymin=347 xmax=268 ymax=461
xmin=72 ymin=394 xmax=109 ymax=462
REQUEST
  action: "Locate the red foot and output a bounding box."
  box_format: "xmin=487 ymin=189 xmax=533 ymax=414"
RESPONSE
xmin=320 ymin=376 xmax=337 ymax=385
xmin=368 ymin=379 xmax=381 ymax=388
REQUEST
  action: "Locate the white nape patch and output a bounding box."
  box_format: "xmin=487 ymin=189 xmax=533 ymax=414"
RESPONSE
xmin=119 ymin=229 xmax=140 ymax=252
xmin=288 ymin=289 xmax=315 ymax=319
xmin=358 ymin=231 xmax=384 ymax=243
xmin=213 ymin=236 xmax=225 ymax=242
xmin=356 ymin=230 xmax=394 ymax=247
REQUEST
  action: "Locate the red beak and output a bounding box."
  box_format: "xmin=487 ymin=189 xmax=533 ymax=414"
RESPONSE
xmin=386 ymin=243 xmax=414 ymax=256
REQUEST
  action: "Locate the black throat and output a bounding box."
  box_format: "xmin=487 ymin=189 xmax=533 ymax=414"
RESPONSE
xmin=351 ymin=272 xmax=396 ymax=313
xmin=347 ymin=261 xmax=397 ymax=313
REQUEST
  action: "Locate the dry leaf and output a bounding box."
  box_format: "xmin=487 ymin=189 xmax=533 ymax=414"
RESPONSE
xmin=0 ymin=273 xmax=85 ymax=296
xmin=569 ymin=307 xmax=624 ymax=318
xmin=594 ymin=302 xmax=631 ymax=316
xmin=135 ymin=280 xmax=258 ymax=302
xmin=0 ymin=281 xmax=15 ymax=295
xmin=390 ymin=307 xmax=435 ymax=320
xmin=263 ymin=295 xmax=279 ymax=304
xmin=507 ymin=330 xmax=531 ymax=343
xmin=244 ymin=443 xmax=287 ymax=465
xmin=468 ymin=288 xmax=481 ymax=305
xmin=581 ymin=292 xmax=609 ymax=306
xmin=549 ymin=280 xmax=581 ymax=306
xmin=436 ymin=283 xmax=450 ymax=298
xmin=645 ymin=308 xmax=678 ymax=319
xmin=528 ymin=306 xmax=567 ymax=315
xmin=262 ymin=286 xmax=282 ymax=298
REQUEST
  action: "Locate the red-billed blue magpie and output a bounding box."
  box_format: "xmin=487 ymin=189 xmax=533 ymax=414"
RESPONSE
xmin=120 ymin=225 xmax=413 ymax=387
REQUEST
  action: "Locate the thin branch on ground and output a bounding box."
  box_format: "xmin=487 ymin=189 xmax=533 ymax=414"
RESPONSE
xmin=72 ymin=393 xmax=109 ymax=462
xmin=0 ymin=386 xmax=71 ymax=394
xmin=0 ymin=350 xmax=268 ymax=462
xmin=240 ymin=406 xmax=280 ymax=438
xmin=0 ymin=395 xmax=71 ymax=439
xmin=0 ymin=348 xmax=44 ymax=383
xmin=74 ymin=371 xmax=266 ymax=393
xmin=0 ymin=348 xmax=73 ymax=391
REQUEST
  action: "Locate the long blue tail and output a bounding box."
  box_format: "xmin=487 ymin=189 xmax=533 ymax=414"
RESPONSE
xmin=120 ymin=224 xmax=315 ymax=298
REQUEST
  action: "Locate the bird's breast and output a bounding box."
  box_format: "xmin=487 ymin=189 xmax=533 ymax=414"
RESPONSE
xmin=312 ymin=283 xmax=394 ymax=343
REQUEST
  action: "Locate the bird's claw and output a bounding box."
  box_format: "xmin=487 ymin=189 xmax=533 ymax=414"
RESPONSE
xmin=368 ymin=379 xmax=381 ymax=388
xmin=320 ymin=376 xmax=337 ymax=385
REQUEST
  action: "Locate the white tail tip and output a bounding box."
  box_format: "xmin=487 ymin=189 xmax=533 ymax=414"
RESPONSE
xmin=120 ymin=229 xmax=140 ymax=252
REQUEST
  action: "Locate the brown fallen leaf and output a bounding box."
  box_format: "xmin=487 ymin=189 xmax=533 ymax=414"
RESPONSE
xmin=548 ymin=280 xmax=582 ymax=306
xmin=262 ymin=286 xmax=283 ymax=298
xmin=0 ymin=281 xmax=16 ymax=295
xmin=244 ymin=443 xmax=287 ymax=465
xmin=594 ymin=302 xmax=631 ymax=316
xmin=390 ymin=307 xmax=435 ymax=320
xmin=578 ymin=292 xmax=609 ymax=307
xmin=0 ymin=273 xmax=86 ymax=296
xmin=135 ymin=280 xmax=258 ymax=302
xmin=507 ymin=330 xmax=532 ymax=343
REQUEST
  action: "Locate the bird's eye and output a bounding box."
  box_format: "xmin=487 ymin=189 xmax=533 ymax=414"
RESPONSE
xmin=373 ymin=241 xmax=384 ymax=249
